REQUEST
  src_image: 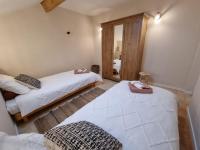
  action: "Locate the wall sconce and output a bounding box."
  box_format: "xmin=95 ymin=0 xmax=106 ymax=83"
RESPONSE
xmin=99 ymin=27 xmax=103 ymax=32
xmin=154 ymin=12 xmax=161 ymax=24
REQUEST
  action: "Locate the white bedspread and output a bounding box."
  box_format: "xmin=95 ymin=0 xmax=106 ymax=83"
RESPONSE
xmin=15 ymin=71 xmax=102 ymax=117
xmin=57 ymin=81 xmax=179 ymax=150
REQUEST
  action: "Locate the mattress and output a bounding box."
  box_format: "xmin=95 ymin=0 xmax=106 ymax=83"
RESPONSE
xmin=57 ymin=81 xmax=179 ymax=150
xmin=6 ymin=71 xmax=102 ymax=117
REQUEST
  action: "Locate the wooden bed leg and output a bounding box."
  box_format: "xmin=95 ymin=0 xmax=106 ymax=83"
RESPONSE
xmin=23 ymin=117 xmax=29 ymax=122
xmin=92 ymin=83 xmax=96 ymax=88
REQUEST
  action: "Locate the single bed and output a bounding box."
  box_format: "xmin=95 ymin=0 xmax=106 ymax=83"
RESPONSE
xmin=5 ymin=70 xmax=102 ymax=121
xmin=16 ymin=81 xmax=179 ymax=150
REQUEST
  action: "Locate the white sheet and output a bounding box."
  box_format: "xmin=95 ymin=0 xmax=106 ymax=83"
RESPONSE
xmin=15 ymin=71 xmax=102 ymax=117
xmin=57 ymin=81 xmax=179 ymax=150
xmin=6 ymin=99 xmax=20 ymax=115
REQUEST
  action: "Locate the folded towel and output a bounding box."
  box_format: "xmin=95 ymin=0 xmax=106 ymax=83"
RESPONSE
xmin=74 ymin=68 xmax=90 ymax=74
xmin=128 ymin=82 xmax=153 ymax=94
xmin=130 ymin=81 xmax=150 ymax=89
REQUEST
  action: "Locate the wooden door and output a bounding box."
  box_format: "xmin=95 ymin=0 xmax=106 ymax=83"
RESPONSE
xmin=102 ymin=24 xmax=114 ymax=79
xmin=121 ymin=15 xmax=147 ymax=80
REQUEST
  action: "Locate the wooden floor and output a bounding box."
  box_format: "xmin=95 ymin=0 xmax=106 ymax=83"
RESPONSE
xmin=34 ymin=87 xmax=105 ymax=133
xmin=34 ymin=86 xmax=194 ymax=150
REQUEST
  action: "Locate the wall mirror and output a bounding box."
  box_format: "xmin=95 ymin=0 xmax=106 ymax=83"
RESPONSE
xmin=113 ymin=24 xmax=123 ymax=81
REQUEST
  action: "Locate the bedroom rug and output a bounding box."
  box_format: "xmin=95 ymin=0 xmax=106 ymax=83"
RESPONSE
xmin=34 ymin=87 xmax=105 ymax=134
xmin=34 ymin=87 xmax=193 ymax=150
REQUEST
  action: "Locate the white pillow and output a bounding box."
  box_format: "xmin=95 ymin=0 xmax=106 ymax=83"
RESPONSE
xmin=0 ymin=74 xmax=30 ymax=94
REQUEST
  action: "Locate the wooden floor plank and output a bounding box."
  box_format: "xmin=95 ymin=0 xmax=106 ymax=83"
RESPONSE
xmin=34 ymin=112 xmax=58 ymax=133
xmin=51 ymin=107 xmax=67 ymax=123
xmin=60 ymin=102 xmax=78 ymax=116
xmin=82 ymin=93 xmax=97 ymax=101
xmin=71 ymin=97 xmax=88 ymax=108
xmin=60 ymin=105 xmax=72 ymax=117
xmin=93 ymin=88 xmax=105 ymax=95
xmin=87 ymin=88 xmax=105 ymax=98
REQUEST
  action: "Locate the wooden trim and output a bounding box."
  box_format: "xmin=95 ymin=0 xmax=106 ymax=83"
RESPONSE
xmin=12 ymin=82 xmax=96 ymax=122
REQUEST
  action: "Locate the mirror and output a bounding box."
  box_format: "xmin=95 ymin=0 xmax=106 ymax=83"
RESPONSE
xmin=113 ymin=24 xmax=123 ymax=81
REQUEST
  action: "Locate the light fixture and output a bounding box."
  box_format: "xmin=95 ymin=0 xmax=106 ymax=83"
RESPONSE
xmin=154 ymin=12 xmax=161 ymax=24
xmin=99 ymin=27 xmax=103 ymax=31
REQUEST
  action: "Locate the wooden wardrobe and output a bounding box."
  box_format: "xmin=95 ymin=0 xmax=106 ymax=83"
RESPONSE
xmin=101 ymin=13 xmax=148 ymax=81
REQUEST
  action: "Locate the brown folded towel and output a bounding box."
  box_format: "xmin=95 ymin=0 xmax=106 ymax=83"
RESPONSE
xmin=74 ymin=68 xmax=90 ymax=74
xmin=128 ymin=82 xmax=153 ymax=94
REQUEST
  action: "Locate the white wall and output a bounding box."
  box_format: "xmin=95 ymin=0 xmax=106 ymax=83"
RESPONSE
xmin=0 ymin=93 xmax=16 ymax=134
xmin=0 ymin=4 xmax=95 ymax=78
xmin=92 ymin=0 xmax=200 ymax=93
xmin=189 ymin=75 xmax=200 ymax=150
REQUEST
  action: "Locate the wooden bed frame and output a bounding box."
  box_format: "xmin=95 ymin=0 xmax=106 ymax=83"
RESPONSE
xmin=12 ymin=82 xmax=97 ymax=122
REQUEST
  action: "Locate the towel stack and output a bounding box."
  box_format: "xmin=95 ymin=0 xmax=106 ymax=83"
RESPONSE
xmin=128 ymin=81 xmax=153 ymax=94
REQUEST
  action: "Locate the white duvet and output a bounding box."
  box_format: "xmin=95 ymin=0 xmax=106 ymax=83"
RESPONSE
xmin=57 ymin=81 xmax=179 ymax=150
xmin=4 ymin=81 xmax=179 ymax=150
xmin=15 ymin=71 xmax=102 ymax=117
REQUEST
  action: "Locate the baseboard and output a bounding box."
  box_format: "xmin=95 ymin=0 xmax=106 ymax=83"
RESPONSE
xmin=187 ymin=107 xmax=198 ymax=150
xmin=153 ymin=82 xmax=192 ymax=95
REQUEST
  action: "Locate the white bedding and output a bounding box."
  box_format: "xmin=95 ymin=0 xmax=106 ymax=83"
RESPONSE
xmin=5 ymin=99 xmax=20 ymax=115
xmin=10 ymin=71 xmax=102 ymax=117
xmin=57 ymin=81 xmax=179 ymax=150
xmin=113 ymin=59 xmax=121 ymax=73
xmin=6 ymin=81 xmax=179 ymax=150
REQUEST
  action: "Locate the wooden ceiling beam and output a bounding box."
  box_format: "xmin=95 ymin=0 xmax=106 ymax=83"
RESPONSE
xmin=41 ymin=0 xmax=65 ymax=12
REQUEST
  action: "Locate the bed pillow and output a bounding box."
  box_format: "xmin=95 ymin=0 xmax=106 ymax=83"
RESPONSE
xmin=0 ymin=74 xmax=31 ymax=95
xmin=44 ymin=121 xmax=122 ymax=150
xmin=15 ymin=74 xmax=41 ymax=89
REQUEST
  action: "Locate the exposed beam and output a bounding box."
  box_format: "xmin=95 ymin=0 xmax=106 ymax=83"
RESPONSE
xmin=41 ymin=0 xmax=65 ymax=12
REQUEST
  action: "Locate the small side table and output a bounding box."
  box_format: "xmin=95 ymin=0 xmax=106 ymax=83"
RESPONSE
xmin=139 ymin=72 xmax=152 ymax=85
